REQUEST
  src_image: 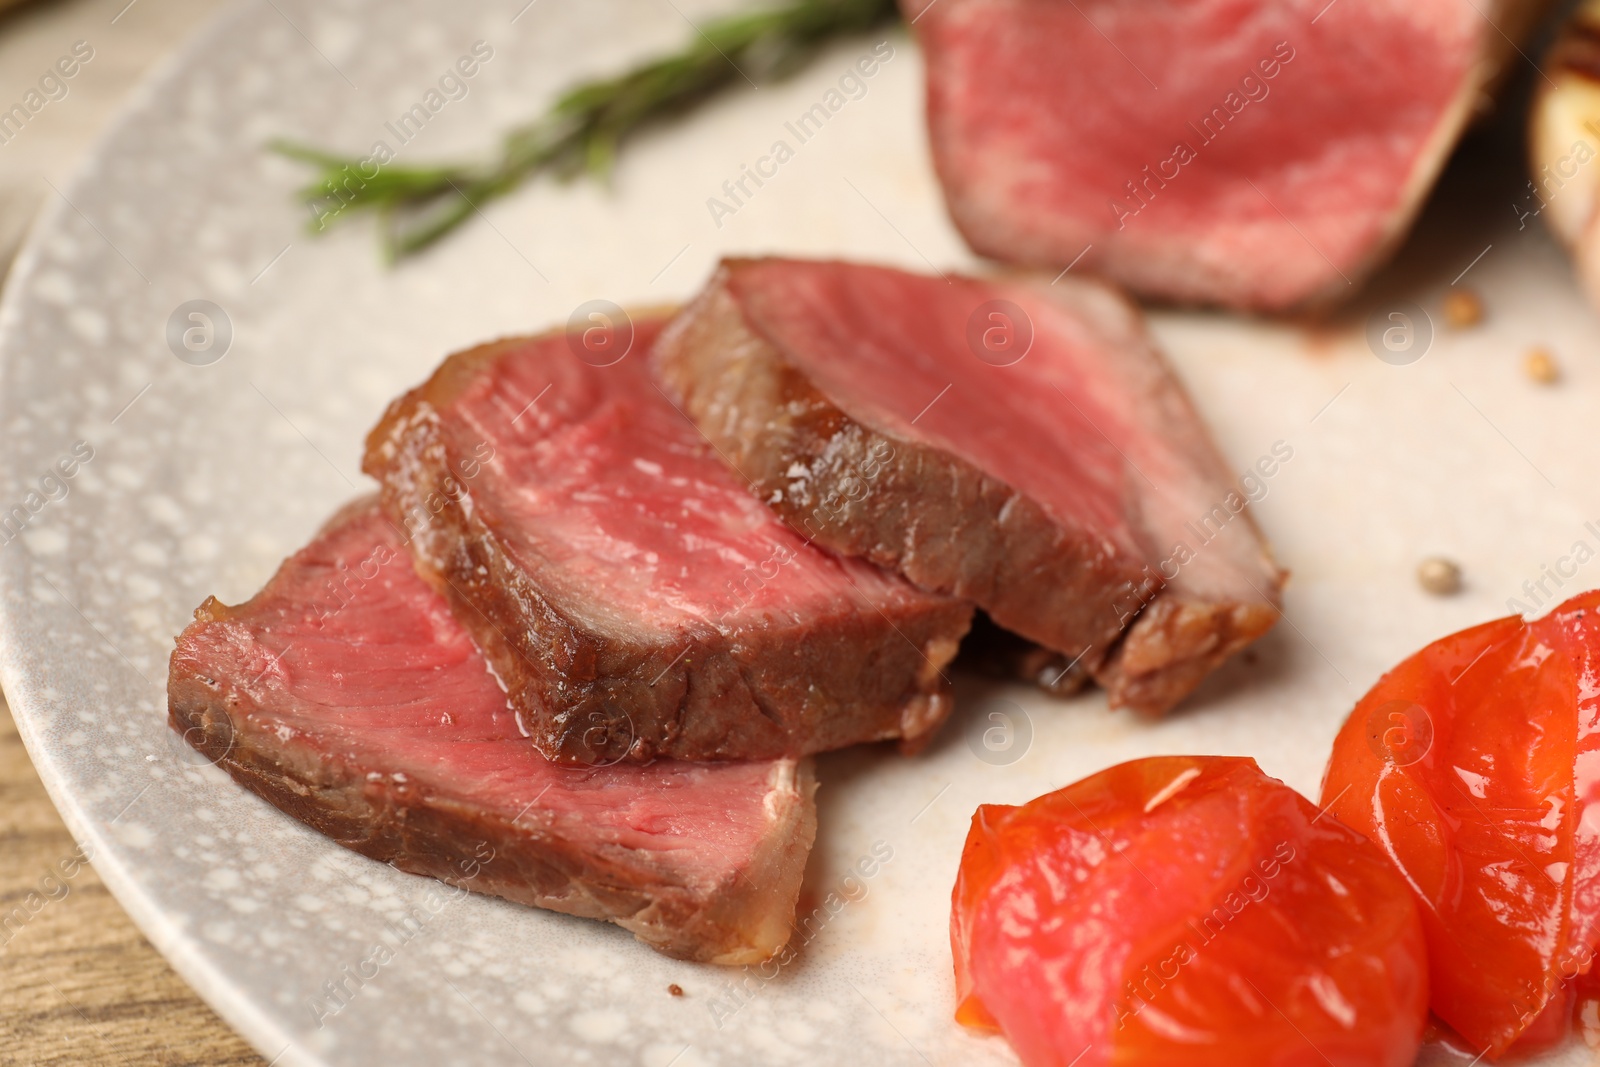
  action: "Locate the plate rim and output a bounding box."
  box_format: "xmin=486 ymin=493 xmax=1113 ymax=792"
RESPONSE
xmin=0 ymin=1 xmax=326 ymax=1062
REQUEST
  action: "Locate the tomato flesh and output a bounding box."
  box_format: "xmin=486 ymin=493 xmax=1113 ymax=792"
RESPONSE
xmin=952 ymin=755 xmax=1428 ymax=1067
xmin=1321 ymin=589 xmax=1600 ymax=1058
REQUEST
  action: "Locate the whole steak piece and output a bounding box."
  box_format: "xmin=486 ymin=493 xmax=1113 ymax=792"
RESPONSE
xmin=363 ymin=317 xmax=971 ymax=764
xmin=653 ymin=258 xmax=1284 ymax=715
xmin=904 ymin=0 xmax=1542 ymax=311
xmin=168 ymin=499 xmax=817 ymax=965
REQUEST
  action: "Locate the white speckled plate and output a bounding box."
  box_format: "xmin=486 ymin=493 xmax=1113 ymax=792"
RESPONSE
xmin=1 ymin=1 xmax=1597 ymax=1064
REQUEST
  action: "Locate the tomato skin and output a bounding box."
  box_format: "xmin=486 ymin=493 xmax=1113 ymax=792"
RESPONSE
xmin=952 ymin=756 xmax=1427 ymax=1067
xmin=1320 ymin=590 xmax=1600 ymax=1059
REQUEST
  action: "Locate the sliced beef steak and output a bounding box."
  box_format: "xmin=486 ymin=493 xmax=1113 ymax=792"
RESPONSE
xmin=903 ymin=0 xmax=1539 ymax=311
xmin=363 ymin=318 xmax=971 ymax=764
xmin=168 ymin=499 xmax=817 ymax=965
xmin=653 ymin=258 xmax=1284 ymax=714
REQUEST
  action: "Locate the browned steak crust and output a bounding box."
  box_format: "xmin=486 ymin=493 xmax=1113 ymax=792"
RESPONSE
xmin=172 ymin=673 xmax=815 ymax=962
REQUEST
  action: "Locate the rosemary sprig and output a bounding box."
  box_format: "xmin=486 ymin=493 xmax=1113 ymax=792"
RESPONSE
xmin=272 ymin=0 xmax=900 ymax=261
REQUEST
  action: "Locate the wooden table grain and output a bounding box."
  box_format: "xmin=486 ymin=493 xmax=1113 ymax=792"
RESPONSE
xmin=0 ymin=699 xmax=265 ymax=1066
xmin=1 ymin=0 xmax=266 ymax=1062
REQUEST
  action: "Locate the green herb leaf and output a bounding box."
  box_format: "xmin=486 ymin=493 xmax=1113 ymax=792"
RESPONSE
xmin=273 ymin=0 xmax=900 ymax=261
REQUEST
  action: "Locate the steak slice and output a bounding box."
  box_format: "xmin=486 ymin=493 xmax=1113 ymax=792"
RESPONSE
xmin=168 ymin=499 xmax=817 ymax=965
xmin=653 ymin=258 xmax=1284 ymax=715
xmin=362 ymin=317 xmax=971 ymax=764
xmin=903 ymin=0 xmax=1542 ymax=311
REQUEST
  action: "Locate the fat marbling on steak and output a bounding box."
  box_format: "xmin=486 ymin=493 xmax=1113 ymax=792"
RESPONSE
xmin=362 ymin=317 xmax=971 ymax=764
xmin=904 ymin=0 xmax=1546 ymax=311
xmin=653 ymin=258 xmax=1284 ymax=715
xmin=168 ymin=499 xmax=816 ymax=965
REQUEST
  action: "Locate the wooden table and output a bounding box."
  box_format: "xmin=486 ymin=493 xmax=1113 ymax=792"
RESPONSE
xmin=1 ymin=0 xmax=264 ymax=1061
xmin=0 ymin=700 xmax=264 ymax=1065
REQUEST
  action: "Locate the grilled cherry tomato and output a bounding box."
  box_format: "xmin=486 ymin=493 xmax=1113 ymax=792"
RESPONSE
xmin=952 ymin=755 xmax=1427 ymax=1067
xmin=1322 ymin=589 xmax=1600 ymax=1058
xmin=1575 ymin=967 xmax=1600 ymax=1050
